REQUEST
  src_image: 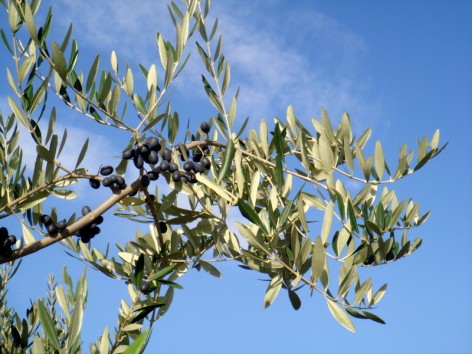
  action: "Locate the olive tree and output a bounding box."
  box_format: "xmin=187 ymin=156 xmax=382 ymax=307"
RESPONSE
xmin=0 ymin=0 xmax=445 ymax=352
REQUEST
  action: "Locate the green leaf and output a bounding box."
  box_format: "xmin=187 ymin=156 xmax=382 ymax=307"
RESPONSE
xmin=311 ymin=236 xmax=326 ymax=283
xmin=374 ymin=140 xmax=385 ymax=179
xmin=122 ymin=328 xmax=150 ymax=354
xmin=354 ymin=278 xmax=372 ymax=305
xmin=86 ymin=55 xmax=100 ymax=92
xmin=263 ymin=274 xmax=283 ymax=308
xmin=237 ymin=199 xmax=268 ymax=236
xmin=319 ymin=134 xmax=334 ymax=173
xmin=75 ymin=138 xmax=89 ymax=169
xmin=21 ymin=224 xmax=36 ymax=245
xmin=217 ymin=138 xmax=235 ymax=183
xmin=66 ymin=293 xmax=84 ymax=350
xmin=147 ymin=264 xmax=178 ymax=282
xmin=371 ymin=283 xmax=388 ymax=305
xmin=362 ymin=311 xmax=386 ymax=324
xmin=51 ymin=41 xmax=68 ymax=80
xmin=133 ymin=254 xmax=145 ymax=288
xmin=131 ymin=304 xmax=165 ymax=324
xmin=327 ymin=299 xmax=356 ymax=332
xmin=8 ymin=96 xmax=30 ymax=129
xmin=37 ymin=300 xmax=61 ymax=350
xmin=321 ymin=201 xmax=333 ymax=244
xmin=235 ymin=222 xmax=271 ymax=256
xmin=195 ymin=173 xmax=233 ymax=203
xmin=98 ymin=326 xmax=110 ymax=354
xmin=288 ymin=289 xmax=301 ymax=310
xmin=199 ymin=261 xmax=222 ymax=278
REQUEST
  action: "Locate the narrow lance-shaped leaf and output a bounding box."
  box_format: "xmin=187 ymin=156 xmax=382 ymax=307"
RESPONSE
xmin=237 ymin=199 xmax=269 ymax=236
xmin=374 ymin=140 xmax=385 ymax=179
xmin=196 ymin=173 xmax=233 ymax=203
xmin=311 ymin=236 xmax=326 ymax=283
xmin=75 ymin=138 xmax=89 ymax=169
xmin=217 ymin=137 xmax=234 ymax=183
xmin=327 ymin=299 xmax=356 ymax=332
xmin=122 ymin=328 xmax=150 ymax=354
xmin=37 ymin=300 xmax=61 ymax=350
xmin=263 ymin=274 xmax=283 ymax=308
xmin=51 ymin=41 xmax=68 ymax=81
xmin=321 ymin=201 xmax=333 ymax=244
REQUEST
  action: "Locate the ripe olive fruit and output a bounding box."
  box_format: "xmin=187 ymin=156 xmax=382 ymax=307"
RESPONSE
xmin=162 ymin=149 xmax=172 ymax=162
xmin=95 ymin=215 xmax=104 ymax=225
xmin=0 ymin=227 xmax=8 ymax=238
xmin=138 ymin=144 xmax=151 ymax=156
xmin=193 ymin=150 xmax=202 ymax=162
xmin=82 ymin=205 xmax=91 ymax=216
xmin=200 ymin=121 xmax=210 ymax=134
xmin=8 ymin=235 xmax=17 ymax=245
xmin=145 ymin=137 xmax=161 ymax=151
xmin=186 ymin=173 xmax=197 ymax=184
xmin=56 ymin=220 xmax=67 ymax=230
xmin=141 ymin=174 xmax=150 ymax=187
xmin=147 ymin=171 xmax=160 ymax=181
xmin=172 ymin=171 xmax=182 ymax=182
xmin=168 ymin=162 xmax=178 ymax=172
xmin=159 ymin=221 xmax=168 ymax=233
xmin=183 ymin=161 xmax=194 ymax=172
xmin=159 ymin=160 xmax=170 ymax=171
xmin=122 ymin=148 xmax=135 ymax=160
xmin=201 ymin=156 xmax=211 ymax=169
xmin=41 ymin=215 xmax=54 ymax=226
xmin=47 ymin=223 xmax=57 ymax=234
xmin=139 ymin=281 xmax=152 ymax=294
xmin=193 ymin=164 xmax=205 ymax=173
xmin=89 ymin=179 xmax=101 ymax=189
xmin=133 ymin=154 xmax=144 ymax=169
xmin=100 ymin=165 xmax=114 ymax=176
xmin=147 ymin=150 xmax=159 ymax=164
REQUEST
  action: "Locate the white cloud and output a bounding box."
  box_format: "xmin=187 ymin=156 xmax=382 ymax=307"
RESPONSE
xmin=202 ymin=1 xmax=381 ymax=130
xmin=53 ymin=1 xmax=172 ymax=66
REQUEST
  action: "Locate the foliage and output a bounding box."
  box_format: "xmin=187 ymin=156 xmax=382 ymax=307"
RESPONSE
xmin=0 ymin=0 xmax=445 ymax=352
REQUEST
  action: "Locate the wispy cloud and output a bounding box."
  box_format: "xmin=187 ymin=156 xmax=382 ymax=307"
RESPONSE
xmin=209 ymin=2 xmax=380 ymax=129
xmin=53 ymin=1 xmax=172 ymax=66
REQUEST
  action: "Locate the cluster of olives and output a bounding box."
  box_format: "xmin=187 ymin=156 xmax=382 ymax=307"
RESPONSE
xmin=41 ymin=214 xmax=68 ymax=236
xmin=89 ymin=165 xmax=127 ymax=191
xmin=0 ymin=227 xmax=17 ymax=257
xmin=120 ymin=122 xmax=212 ymax=186
xmin=74 ymin=206 xmax=104 ymax=243
xmin=123 ymin=136 xmax=162 ymax=169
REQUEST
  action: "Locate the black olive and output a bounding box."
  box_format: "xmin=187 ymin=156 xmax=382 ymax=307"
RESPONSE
xmin=133 ymin=154 xmax=144 ymax=169
xmin=145 ymin=137 xmax=161 ymax=152
xmin=82 ymin=206 xmax=91 ymax=216
xmin=139 ymin=281 xmax=152 ymax=294
xmin=162 ymin=149 xmax=172 ymax=162
xmin=89 ymin=179 xmax=101 ymax=189
xmin=41 ymin=215 xmax=54 ymax=226
xmin=172 ymin=171 xmax=182 ymax=182
xmin=168 ymin=162 xmax=179 ymax=172
xmin=122 ymin=148 xmax=135 ymax=160
xmin=141 ymin=174 xmax=150 ymax=187
xmin=159 ymin=221 xmax=168 ymax=233
xmin=56 ymin=220 xmax=67 ymax=230
xmin=160 ymin=160 xmax=170 ymax=171
xmin=147 ymin=171 xmax=160 ymax=181
xmin=200 ymin=121 xmax=210 ymax=134
xmin=147 ymin=150 xmax=159 ymax=164
xmin=201 ymin=156 xmax=211 ymax=169
xmin=183 ymin=161 xmax=194 ymax=172
xmin=100 ymin=165 xmax=114 ymax=176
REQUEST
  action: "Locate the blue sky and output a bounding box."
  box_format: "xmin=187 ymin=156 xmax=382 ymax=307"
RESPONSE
xmin=1 ymin=1 xmax=471 ymax=353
